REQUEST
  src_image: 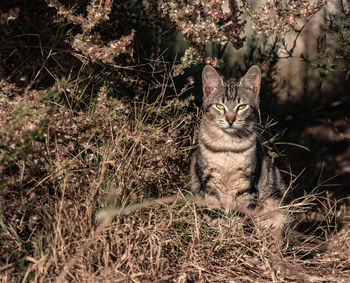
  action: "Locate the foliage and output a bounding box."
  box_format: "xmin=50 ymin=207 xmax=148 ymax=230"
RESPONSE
xmin=0 ymin=81 xmax=47 ymax=167
xmin=43 ymin=0 xmax=328 ymax=78
xmin=243 ymin=0 xmax=327 ymax=33
xmin=308 ymin=6 xmax=350 ymax=78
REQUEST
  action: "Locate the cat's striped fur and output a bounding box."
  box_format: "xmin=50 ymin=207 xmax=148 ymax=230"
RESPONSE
xmin=190 ymin=65 xmax=289 ymax=234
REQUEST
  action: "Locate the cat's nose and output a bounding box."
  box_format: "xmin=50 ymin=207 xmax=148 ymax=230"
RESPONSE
xmin=225 ymin=113 xmax=236 ymax=126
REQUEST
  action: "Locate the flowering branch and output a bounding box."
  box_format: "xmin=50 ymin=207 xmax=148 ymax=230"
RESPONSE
xmin=242 ymin=0 xmax=328 ymax=34
xmin=46 ymin=0 xmax=134 ymax=64
xmin=45 ymin=0 xmax=329 ymax=76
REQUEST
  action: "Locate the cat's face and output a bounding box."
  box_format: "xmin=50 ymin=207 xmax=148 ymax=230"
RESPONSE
xmin=204 ymin=94 xmax=257 ymax=135
xmin=201 ymin=65 xmax=261 ymax=136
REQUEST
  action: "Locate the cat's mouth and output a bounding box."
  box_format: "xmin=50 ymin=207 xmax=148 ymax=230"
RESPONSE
xmin=222 ymin=124 xmax=247 ymax=136
xmin=223 ymin=126 xmax=237 ymax=133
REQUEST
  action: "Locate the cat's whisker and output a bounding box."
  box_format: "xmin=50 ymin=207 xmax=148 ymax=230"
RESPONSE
xmin=251 ymin=122 xmax=273 ymax=135
xmin=240 ymin=127 xmax=266 ymax=146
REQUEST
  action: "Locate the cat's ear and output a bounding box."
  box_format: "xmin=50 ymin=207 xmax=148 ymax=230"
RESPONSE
xmin=202 ymin=65 xmax=224 ymax=97
xmin=240 ymin=65 xmax=261 ymax=101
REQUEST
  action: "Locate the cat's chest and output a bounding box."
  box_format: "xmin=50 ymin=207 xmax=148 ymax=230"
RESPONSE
xmin=202 ymin=147 xmax=254 ymax=171
xmin=200 ymin=145 xmax=256 ymax=193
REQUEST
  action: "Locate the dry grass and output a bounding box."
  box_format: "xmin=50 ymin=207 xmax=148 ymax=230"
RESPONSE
xmin=1 ymin=71 xmax=350 ymax=282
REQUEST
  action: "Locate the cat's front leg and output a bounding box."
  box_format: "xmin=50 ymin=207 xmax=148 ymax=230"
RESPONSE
xmin=255 ymin=197 xmax=290 ymax=245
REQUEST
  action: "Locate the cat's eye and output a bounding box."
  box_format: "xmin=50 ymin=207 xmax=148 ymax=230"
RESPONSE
xmin=237 ymin=104 xmax=247 ymax=111
xmin=215 ymin=103 xmax=225 ymax=110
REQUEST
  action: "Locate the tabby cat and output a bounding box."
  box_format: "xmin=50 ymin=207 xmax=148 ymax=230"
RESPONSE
xmin=190 ymin=65 xmax=289 ymax=234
